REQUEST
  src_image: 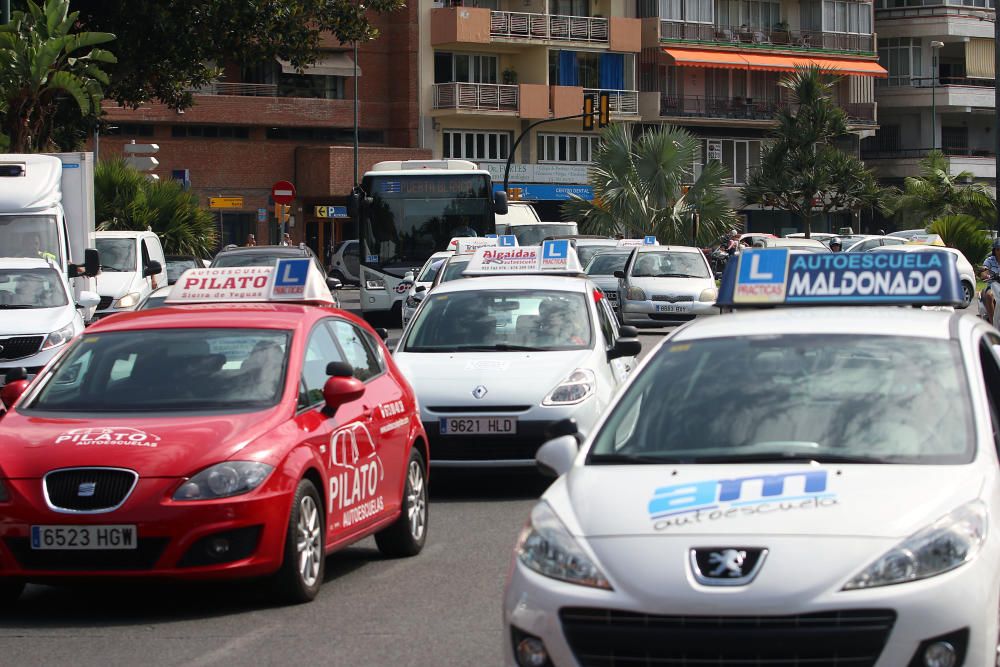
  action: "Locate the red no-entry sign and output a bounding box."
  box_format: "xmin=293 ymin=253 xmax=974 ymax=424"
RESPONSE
xmin=271 ymin=180 xmax=296 ymax=205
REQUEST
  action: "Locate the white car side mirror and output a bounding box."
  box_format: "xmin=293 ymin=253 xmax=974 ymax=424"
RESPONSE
xmin=536 ymin=435 xmax=579 ymax=478
xmin=77 ymin=291 xmax=101 ymax=309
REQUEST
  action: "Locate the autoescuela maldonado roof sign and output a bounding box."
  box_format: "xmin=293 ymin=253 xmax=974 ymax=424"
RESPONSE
xmin=717 ymin=248 xmax=963 ymax=307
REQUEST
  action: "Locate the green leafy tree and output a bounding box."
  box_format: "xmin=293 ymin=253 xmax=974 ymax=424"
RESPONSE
xmin=741 ymin=66 xmax=888 ymax=237
xmin=928 ymin=214 xmax=992 ymax=269
xmin=96 ymin=159 xmax=218 ymax=258
xmin=891 ymin=151 xmax=996 ymax=229
xmin=0 ymin=0 xmax=115 ymax=152
xmin=562 ymin=123 xmax=736 ymax=244
xmin=67 ymin=0 xmax=406 ymax=110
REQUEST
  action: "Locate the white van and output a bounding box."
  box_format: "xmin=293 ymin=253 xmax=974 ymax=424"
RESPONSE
xmin=493 ymin=202 xmax=540 ymax=235
xmin=94 ymin=230 xmax=167 ymax=317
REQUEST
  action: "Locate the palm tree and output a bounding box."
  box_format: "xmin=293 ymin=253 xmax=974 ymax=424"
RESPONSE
xmin=890 ymin=151 xmax=996 ymax=228
xmin=741 ymin=66 xmax=889 ymax=237
xmin=562 ymin=123 xmax=736 ymax=244
xmin=0 ymin=0 xmax=116 ymax=152
xmin=96 ymin=159 xmax=219 ymax=258
xmin=928 ymin=214 xmax=992 ymax=270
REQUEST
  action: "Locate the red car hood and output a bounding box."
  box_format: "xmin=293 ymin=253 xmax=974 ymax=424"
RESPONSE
xmin=0 ymin=408 xmax=288 ymax=478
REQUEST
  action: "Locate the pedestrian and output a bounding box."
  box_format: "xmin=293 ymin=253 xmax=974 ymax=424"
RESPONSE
xmin=280 ymin=233 xmax=292 ymax=247
xmin=829 ymin=238 xmax=843 ymax=253
xmin=245 ymin=234 xmax=256 ymax=247
xmin=725 ymin=229 xmax=740 ymax=257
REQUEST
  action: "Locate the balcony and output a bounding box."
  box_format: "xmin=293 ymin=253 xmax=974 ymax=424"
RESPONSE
xmin=489 ymin=11 xmax=609 ymax=43
xmin=433 ymin=82 xmax=519 ymax=112
xmin=659 ymin=21 xmax=876 ymax=54
xmin=584 ymin=88 xmax=639 ymax=115
xmin=661 ymin=95 xmax=876 ymax=123
xmin=862 ymin=147 xmax=996 ymax=178
xmin=188 ymin=82 xmax=279 ymax=97
xmin=878 ymin=77 xmax=995 ymax=109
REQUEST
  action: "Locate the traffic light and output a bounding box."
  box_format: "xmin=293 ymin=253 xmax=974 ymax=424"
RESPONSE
xmin=275 ymin=203 xmax=291 ymax=225
xmin=507 ymin=187 xmax=523 ymax=201
xmin=582 ymin=96 xmax=594 ymax=131
xmin=598 ymin=91 xmax=610 ymax=128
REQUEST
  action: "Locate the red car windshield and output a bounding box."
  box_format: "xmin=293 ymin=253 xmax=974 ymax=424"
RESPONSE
xmin=26 ymin=328 xmax=291 ymax=413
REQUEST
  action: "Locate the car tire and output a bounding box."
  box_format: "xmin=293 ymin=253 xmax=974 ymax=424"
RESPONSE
xmin=374 ymin=448 xmax=428 ymax=558
xmin=962 ymin=281 xmax=974 ymax=309
xmin=0 ymin=579 xmax=24 ymax=603
xmin=271 ymin=478 xmax=325 ymax=604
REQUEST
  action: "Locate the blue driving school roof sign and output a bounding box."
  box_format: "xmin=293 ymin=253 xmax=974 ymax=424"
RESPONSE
xmin=717 ymin=249 xmax=963 ymax=307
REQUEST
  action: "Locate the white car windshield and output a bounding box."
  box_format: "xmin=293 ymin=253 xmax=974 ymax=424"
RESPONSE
xmin=418 ymin=258 xmax=446 ymax=282
xmin=96 ymin=238 xmax=137 ymax=272
xmin=0 ymin=267 xmax=69 ymax=309
xmin=631 ymin=252 xmax=709 ymax=278
xmin=590 ymin=334 xmax=974 ymax=464
xmin=439 ymin=258 xmax=472 ymax=283
xmin=404 ymin=289 xmax=592 ymax=352
xmin=27 ymin=329 xmax=291 ymax=413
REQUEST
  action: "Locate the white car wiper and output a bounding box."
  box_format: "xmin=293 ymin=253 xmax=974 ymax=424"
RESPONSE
xmin=689 ymin=452 xmax=891 ymax=464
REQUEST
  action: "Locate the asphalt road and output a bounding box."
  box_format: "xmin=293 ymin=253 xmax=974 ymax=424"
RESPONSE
xmin=1 ymin=288 xmax=672 ymax=667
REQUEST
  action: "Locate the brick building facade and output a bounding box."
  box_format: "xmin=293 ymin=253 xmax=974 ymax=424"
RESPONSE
xmin=96 ymin=4 xmax=429 ymax=263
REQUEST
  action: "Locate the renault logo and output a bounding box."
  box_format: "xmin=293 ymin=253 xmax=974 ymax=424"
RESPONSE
xmin=690 ymin=547 xmax=767 ymax=586
xmin=77 ymin=482 xmax=97 ymax=498
xmin=472 ymin=385 xmax=488 ymax=399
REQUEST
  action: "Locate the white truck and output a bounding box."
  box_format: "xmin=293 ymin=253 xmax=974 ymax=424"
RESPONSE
xmin=0 ymin=153 xmax=101 ymax=315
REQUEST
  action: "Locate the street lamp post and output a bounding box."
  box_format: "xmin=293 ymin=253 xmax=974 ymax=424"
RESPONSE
xmin=930 ymin=40 xmax=944 ymax=152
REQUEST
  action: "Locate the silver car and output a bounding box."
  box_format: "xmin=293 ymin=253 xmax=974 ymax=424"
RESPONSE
xmin=616 ymin=246 xmax=718 ymax=326
xmin=584 ymin=249 xmax=630 ymax=312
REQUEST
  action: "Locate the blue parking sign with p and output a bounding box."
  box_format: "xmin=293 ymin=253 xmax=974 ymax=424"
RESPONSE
xmin=542 ymin=239 xmax=570 ymax=259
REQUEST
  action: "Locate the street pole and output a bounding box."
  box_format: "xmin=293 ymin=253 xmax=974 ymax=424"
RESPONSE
xmin=930 ymin=41 xmax=943 ymax=152
xmin=503 ymin=111 xmax=596 ymax=195
xmin=352 ymin=0 xmax=360 ymax=190
xmin=2 ymin=0 xmax=9 ymax=24
xmin=995 ymin=9 xmax=1000 ymax=233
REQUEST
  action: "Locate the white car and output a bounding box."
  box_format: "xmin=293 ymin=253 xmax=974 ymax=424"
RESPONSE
xmin=870 ymin=244 xmax=977 ymax=308
xmin=94 ymin=230 xmax=168 ymax=317
xmin=616 ymin=246 xmax=718 ymax=327
xmin=0 ymin=258 xmax=99 ymax=376
xmin=401 ymin=250 xmax=452 ymax=328
xmin=394 ymin=263 xmax=640 ymax=467
xmin=572 ymin=238 xmax=619 ymax=269
xmin=762 ymin=237 xmax=830 ymax=252
xmin=503 ymin=248 xmax=996 ymax=667
xmin=844 ymin=235 xmax=908 ymax=253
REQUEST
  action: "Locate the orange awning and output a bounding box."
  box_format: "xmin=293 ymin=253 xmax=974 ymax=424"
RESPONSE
xmin=663 ymin=48 xmax=887 ymax=78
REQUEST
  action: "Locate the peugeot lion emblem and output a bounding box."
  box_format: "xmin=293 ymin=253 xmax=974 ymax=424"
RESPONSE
xmin=472 ymin=385 xmax=488 ymax=400
xmin=77 ymin=482 xmax=97 ymax=498
xmin=690 ymin=547 xmax=768 ymax=586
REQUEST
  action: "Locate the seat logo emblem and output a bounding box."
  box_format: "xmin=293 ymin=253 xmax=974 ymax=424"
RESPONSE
xmin=472 ymin=385 xmax=488 ymax=399
xmin=78 ymin=482 xmax=97 ymax=497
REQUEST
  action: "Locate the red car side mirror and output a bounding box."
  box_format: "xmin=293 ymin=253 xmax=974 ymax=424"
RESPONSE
xmin=322 ymin=376 xmax=365 ymax=416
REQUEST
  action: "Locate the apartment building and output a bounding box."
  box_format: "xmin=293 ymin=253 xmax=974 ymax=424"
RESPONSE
xmin=96 ymin=6 xmax=429 ymax=262
xmin=863 ymin=0 xmax=995 ymax=188
xmin=422 ymin=0 xmax=642 ymax=220
xmin=422 ymin=0 xmax=884 ymax=233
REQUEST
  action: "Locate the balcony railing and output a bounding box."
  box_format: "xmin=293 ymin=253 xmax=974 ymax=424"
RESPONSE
xmin=660 ymin=95 xmax=875 ymax=122
xmin=659 ymin=21 xmax=875 ymax=53
xmin=862 ymin=147 xmax=996 ymax=159
xmin=433 ymin=82 xmax=519 ymax=112
xmin=584 ymin=89 xmax=639 ymax=115
xmin=490 ymin=11 xmax=609 ymax=43
xmin=911 ymin=76 xmax=997 ymax=88
xmin=189 ymin=82 xmax=279 ymax=97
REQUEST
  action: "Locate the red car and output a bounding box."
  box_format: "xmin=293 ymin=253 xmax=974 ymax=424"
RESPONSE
xmin=0 ymin=266 xmax=429 ymax=604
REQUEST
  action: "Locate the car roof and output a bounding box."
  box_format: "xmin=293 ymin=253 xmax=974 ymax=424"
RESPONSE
xmin=217 ymin=245 xmax=311 ymax=255
xmin=82 ymin=303 xmax=346 ymax=333
xmin=634 ymin=245 xmax=703 ymax=254
xmin=429 ymin=274 xmax=591 ymax=295
xmin=672 ymin=307 xmax=961 ymax=342
xmin=0 ymin=258 xmax=57 ymax=270
xmin=767 ymin=238 xmax=826 ymax=247
xmin=96 ymin=231 xmax=151 ymax=239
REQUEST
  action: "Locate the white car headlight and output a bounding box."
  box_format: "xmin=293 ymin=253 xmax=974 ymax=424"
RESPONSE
xmin=41 ymin=323 xmax=76 ymax=350
xmin=844 ymin=500 xmax=986 ymax=590
xmin=543 ymin=369 xmax=596 ymax=406
xmin=625 ymin=286 xmax=646 ymax=301
xmin=173 ymin=461 xmax=274 ymax=501
xmin=113 ymin=292 xmax=140 ymax=309
xmin=699 ymin=287 xmax=718 ymax=302
xmin=365 ymin=279 xmax=386 ymax=290
xmin=516 ymin=501 xmax=612 ymax=590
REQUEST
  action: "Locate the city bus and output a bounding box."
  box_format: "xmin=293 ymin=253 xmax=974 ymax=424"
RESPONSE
xmin=357 ymin=159 xmax=508 ymax=321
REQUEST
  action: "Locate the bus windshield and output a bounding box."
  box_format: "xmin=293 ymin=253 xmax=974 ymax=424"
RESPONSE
xmin=361 ymin=174 xmax=494 ymax=277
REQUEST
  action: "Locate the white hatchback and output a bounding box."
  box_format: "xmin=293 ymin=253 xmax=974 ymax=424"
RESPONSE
xmin=394 ymin=275 xmax=640 ymax=467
